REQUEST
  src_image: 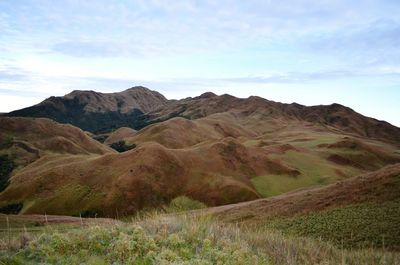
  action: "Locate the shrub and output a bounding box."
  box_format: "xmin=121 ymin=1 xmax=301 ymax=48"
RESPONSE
xmin=0 ymin=203 xmax=23 ymax=214
xmin=110 ymin=140 xmax=136 ymax=152
xmin=0 ymin=154 xmax=14 ymax=192
xmin=166 ymin=196 xmax=207 ymax=213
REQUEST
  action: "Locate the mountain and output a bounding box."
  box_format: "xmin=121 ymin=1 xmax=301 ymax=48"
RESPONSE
xmin=7 ymin=86 xmax=168 ymax=133
xmin=1 ymin=87 xmax=400 ymax=217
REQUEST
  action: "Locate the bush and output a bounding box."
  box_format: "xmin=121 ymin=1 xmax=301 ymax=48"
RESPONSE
xmin=0 ymin=203 xmax=23 ymax=214
xmin=0 ymin=154 xmax=14 ymax=192
xmin=166 ymin=196 xmax=207 ymax=213
xmin=109 ymin=140 xmax=136 ymax=152
xmin=1 ymin=134 xmax=14 ymax=148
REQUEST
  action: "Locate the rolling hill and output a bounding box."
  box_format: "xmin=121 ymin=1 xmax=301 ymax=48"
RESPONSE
xmin=1 ymin=87 xmax=400 ymax=218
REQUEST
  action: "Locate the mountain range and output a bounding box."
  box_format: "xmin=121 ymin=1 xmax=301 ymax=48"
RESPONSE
xmin=1 ymin=86 xmax=400 ymax=218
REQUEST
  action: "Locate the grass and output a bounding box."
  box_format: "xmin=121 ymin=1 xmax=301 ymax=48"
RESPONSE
xmin=251 ymin=149 xmax=366 ymax=197
xmin=252 ymin=151 xmax=338 ymax=197
xmin=1 ymin=212 xmax=399 ymax=265
xmin=251 ymin=173 xmax=321 ymax=197
xmin=263 ymin=200 xmax=400 ymax=250
xmin=0 ymin=214 xmax=268 ymax=265
xmin=20 ymin=184 xmax=106 ymax=216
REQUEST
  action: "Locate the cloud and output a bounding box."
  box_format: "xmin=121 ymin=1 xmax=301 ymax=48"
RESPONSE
xmin=299 ymin=19 xmax=400 ymax=64
xmin=52 ymin=41 xmax=125 ymax=58
xmin=0 ymin=66 xmax=30 ymax=81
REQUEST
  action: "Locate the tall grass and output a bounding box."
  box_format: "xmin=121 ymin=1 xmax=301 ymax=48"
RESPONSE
xmin=0 ymin=212 xmax=399 ymax=264
xmin=263 ymin=200 xmax=400 ymax=250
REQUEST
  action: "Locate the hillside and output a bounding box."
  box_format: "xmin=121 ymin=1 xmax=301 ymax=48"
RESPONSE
xmin=0 ymin=136 xmax=303 ymax=216
xmin=123 ymin=113 xmax=400 ymax=197
xmin=207 ymin=163 xmax=400 ymax=249
xmin=0 ymin=117 xmax=112 ymax=167
xmin=1 ymin=115 xmax=399 ymax=217
xmin=104 ymin=127 xmax=137 ymax=145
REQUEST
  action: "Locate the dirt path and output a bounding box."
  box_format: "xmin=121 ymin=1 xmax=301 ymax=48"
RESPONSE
xmin=0 ymin=213 xmax=120 ymax=226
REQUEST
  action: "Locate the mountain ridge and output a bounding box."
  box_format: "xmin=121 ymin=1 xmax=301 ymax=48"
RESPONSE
xmin=6 ymin=87 xmax=400 ymax=145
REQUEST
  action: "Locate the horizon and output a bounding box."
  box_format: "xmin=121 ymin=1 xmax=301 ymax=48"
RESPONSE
xmin=1 ymin=1 xmax=400 ymax=126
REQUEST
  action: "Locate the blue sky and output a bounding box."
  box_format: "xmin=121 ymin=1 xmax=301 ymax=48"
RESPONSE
xmin=0 ymin=0 xmax=399 ymax=126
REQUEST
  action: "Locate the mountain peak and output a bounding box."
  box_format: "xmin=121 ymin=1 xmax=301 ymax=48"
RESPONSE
xmin=124 ymin=86 xmax=151 ymax=92
xmin=64 ymin=89 xmax=100 ymax=98
xmin=61 ymin=86 xmax=168 ymax=114
xmin=197 ymin=92 xmax=217 ymax=99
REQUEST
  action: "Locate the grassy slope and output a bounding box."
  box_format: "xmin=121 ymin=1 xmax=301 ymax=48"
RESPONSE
xmin=208 ymin=164 xmax=400 ymax=250
xmin=248 ymin=127 xmax=400 ymax=197
xmin=3 ymin=139 xmax=281 ymax=215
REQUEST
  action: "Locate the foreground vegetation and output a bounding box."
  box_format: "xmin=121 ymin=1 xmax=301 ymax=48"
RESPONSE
xmin=264 ymin=200 xmax=400 ymax=250
xmin=1 ymin=211 xmax=399 ymax=265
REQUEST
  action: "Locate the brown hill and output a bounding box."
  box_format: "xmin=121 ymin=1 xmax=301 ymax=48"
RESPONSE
xmin=0 ymin=137 xmax=301 ymax=216
xmin=104 ymin=127 xmax=137 ymax=145
xmin=126 ymin=116 xmax=257 ymax=149
xmin=0 ymin=117 xmax=114 ymax=201
xmin=0 ymin=117 xmax=112 ymax=160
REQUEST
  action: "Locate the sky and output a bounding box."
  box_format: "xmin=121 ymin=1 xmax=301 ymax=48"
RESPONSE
xmin=0 ymin=0 xmax=399 ymax=126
